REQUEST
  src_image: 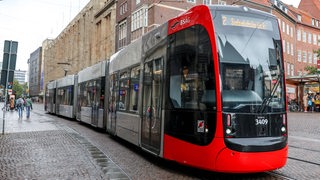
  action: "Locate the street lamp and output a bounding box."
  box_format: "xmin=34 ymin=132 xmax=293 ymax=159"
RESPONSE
xmin=57 ymin=62 xmax=71 ymax=76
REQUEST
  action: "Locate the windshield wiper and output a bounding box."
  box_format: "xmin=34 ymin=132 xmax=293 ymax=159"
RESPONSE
xmin=258 ymin=73 xmax=282 ymax=113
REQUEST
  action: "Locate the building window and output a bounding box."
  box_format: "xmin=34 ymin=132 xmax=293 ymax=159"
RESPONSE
xmin=118 ymin=20 xmax=127 ymax=49
xmin=119 ymin=20 xmax=127 ymax=40
xmin=286 ymin=24 xmax=289 ymax=35
xmin=187 ymin=0 xmax=196 ymax=3
xmin=283 ymin=40 xmax=286 ymax=53
xmin=313 ymin=34 xmax=317 ymax=45
xmin=297 ymin=50 xmax=301 ymax=62
xmin=120 ymin=2 xmax=128 ymax=15
xmin=308 ymin=52 xmax=312 ymax=63
xmin=297 ymin=29 xmax=301 ymax=41
xmin=136 ymin=0 xmax=140 ymax=5
xmin=302 ymin=32 xmax=306 ymax=42
xmin=302 ymin=51 xmax=306 ymax=63
xmin=308 ymin=33 xmax=312 ymax=44
xmin=290 ymin=27 xmax=293 ymax=37
xmin=287 ymin=63 xmax=290 ymax=75
xmin=318 ymin=35 xmax=320 ymax=46
xmin=282 ymin=22 xmax=285 ymax=33
xmin=316 ymin=20 xmax=319 ymax=27
xmin=291 ymin=64 xmax=294 ymax=76
xmin=291 ymin=43 xmax=294 ymax=56
xmin=131 ymin=6 xmax=148 ymax=32
xmin=218 ymin=0 xmax=226 ymax=5
xmin=203 ymin=0 xmax=211 ymax=5
xmin=287 ymin=42 xmax=290 ymax=55
xmin=297 ymin=15 xmax=301 ymax=22
xmin=314 ymin=53 xmax=318 ymax=64
xmin=312 ymin=18 xmax=315 ymax=26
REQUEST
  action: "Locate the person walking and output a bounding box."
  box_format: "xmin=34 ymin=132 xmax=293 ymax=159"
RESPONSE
xmin=303 ymin=93 xmax=308 ymax=112
xmin=15 ymin=96 xmax=24 ymax=119
xmin=25 ymin=97 xmax=33 ymax=118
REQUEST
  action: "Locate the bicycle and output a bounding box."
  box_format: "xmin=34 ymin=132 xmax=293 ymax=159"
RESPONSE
xmin=288 ymin=100 xmax=301 ymax=112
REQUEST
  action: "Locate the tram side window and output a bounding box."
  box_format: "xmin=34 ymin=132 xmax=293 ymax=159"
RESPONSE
xmin=109 ymin=73 xmax=119 ymax=112
xmin=129 ymin=66 xmax=140 ymax=111
xmin=48 ymin=89 xmax=56 ymax=104
xmin=86 ymin=81 xmax=95 ymax=107
xmin=57 ymin=86 xmax=73 ymax=105
xmin=168 ymin=25 xmax=216 ymax=110
xmin=56 ymin=89 xmax=63 ymax=105
xmin=119 ymin=72 xmax=129 ymax=110
xmin=100 ymin=77 xmax=105 ymax=109
xmin=79 ymin=82 xmax=88 ymax=107
xmin=94 ymin=79 xmax=102 ymax=109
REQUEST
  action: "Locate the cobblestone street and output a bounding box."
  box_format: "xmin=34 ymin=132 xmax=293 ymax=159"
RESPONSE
xmin=0 ymin=103 xmax=319 ymax=179
xmin=0 ymin=103 xmax=129 ymax=180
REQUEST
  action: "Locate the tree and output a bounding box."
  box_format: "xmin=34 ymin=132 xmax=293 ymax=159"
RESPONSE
xmin=307 ymin=47 xmax=320 ymax=74
xmin=12 ymin=79 xmax=23 ymax=98
xmin=22 ymin=82 xmax=28 ymax=96
xmin=315 ymin=48 xmax=320 ymax=59
xmin=304 ymin=65 xmax=319 ymax=75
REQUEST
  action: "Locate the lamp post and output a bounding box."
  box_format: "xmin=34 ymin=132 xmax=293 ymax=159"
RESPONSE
xmin=57 ymin=62 xmax=71 ymax=76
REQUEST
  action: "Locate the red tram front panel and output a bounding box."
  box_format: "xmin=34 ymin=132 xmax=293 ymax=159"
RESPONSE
xmin=163 ymin=5 xmax=288 ymax=173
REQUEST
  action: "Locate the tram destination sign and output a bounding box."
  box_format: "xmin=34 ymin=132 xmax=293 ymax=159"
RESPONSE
xmin=222 ymin=14 xmax=273 ymax=31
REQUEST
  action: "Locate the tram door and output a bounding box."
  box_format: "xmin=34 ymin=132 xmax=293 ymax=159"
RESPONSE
xmin=141 ymin=58 xmax=163 ymax=154
xmin=91 ymin=80 xmax=98 ymax=126
xmin=107 ymin=73 xmax=118 ymax=135
xmin=92 ymin=78 xmax=104 ymax=128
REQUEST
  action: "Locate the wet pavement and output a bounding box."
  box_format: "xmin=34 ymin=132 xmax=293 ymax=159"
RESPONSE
xmin=1 ymin=103 xmax=320 ymax=180
xmin=0 ymin=103 xmax=130 ymax=180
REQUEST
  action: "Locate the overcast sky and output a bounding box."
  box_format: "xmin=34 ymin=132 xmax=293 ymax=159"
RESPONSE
xmin=0 ymin=0 xmax=90 ymax=71
xmin=281 ymin=0 xmax=301 ymax=7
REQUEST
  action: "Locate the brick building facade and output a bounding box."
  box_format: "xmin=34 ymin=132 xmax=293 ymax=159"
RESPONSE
xmin=41 ymin=0 xmax=320 ymax=100
xmin=43 ymin=0 xmax=116 ymax=86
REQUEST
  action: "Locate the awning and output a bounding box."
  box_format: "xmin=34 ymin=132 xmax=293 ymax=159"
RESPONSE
xmin=286 ymin=74 xmax=320 ymax=85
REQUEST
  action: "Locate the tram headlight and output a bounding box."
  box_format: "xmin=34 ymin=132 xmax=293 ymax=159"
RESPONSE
xmin=226 ymin=128 xmax=232 ymax=134
xmin=281 ymin=126 xmax=286 ymax=133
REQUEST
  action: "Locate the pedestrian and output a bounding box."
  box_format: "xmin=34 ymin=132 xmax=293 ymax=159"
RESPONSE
xmin=303 ymin=93 xmax=308 ymax=112
xmin=25 ymin=96 xmax=33 ymax=118
xmin=9 ymin=97 xmax=15 ymax=111
xmin=15 ymin=96 xmax=24 ymax=118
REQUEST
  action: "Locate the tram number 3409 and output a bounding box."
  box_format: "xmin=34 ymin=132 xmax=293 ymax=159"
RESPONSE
xmin=255 ymin=117 xmax=269 ymax=126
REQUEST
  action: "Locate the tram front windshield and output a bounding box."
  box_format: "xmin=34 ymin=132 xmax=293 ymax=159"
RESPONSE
xmin=213 ymin=11 xmax=285 ymax=113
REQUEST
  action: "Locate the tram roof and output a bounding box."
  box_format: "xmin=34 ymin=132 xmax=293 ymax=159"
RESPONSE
xmin=208 ymin=5 xmax=275 ymax=18
xmin=286 ymin=74 xmax=320 ymax=85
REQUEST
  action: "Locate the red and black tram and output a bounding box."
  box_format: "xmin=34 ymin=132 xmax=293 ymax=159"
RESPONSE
xmin=162 ymin=5 xmax=287 ymax=173
xmin=45 ymin=5 xmax=287 ymax=173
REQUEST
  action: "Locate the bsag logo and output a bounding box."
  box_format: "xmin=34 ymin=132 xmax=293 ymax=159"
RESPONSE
xmin=170 ymin=17 xmax=191 ymax=30
xmin=180 ymin=17 xmax=190 ymax=25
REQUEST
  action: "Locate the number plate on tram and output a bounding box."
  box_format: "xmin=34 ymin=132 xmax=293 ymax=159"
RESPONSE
xmin=255 ymin=116 xmax=268 ymax=125
xmin=255 ymin=116 xmax=268 ymax=136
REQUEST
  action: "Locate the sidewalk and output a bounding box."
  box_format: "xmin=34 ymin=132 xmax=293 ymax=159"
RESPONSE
xmin=0 ymin=103 xmax=130 ymax=180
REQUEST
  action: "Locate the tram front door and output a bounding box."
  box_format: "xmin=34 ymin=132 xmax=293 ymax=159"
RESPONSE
xmin=141 ymin=58 xmax=163 ymax=154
